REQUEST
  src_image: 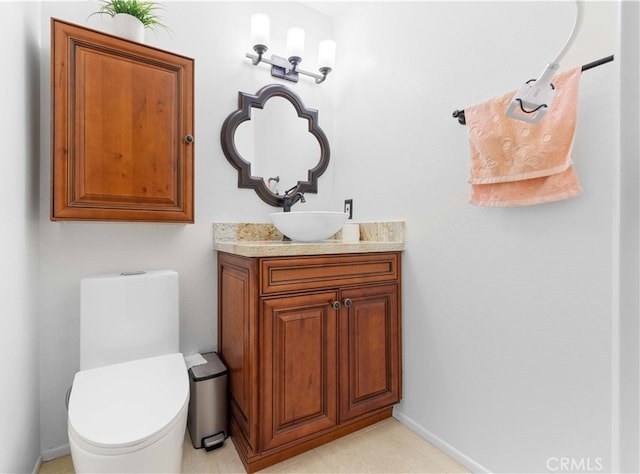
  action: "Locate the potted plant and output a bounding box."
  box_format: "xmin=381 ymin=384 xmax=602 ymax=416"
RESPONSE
xmin=91 ymin=0 xmax=169 ymax=42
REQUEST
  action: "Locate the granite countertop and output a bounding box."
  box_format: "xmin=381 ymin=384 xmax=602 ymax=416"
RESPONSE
xmin=213 ymin=221 xmax=405 ymax=257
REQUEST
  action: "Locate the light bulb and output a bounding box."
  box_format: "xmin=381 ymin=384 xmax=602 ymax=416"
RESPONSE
xmin=318 ymin=40 xmax=336 ymax=69
xmin=250 ymin=13 xmax=270 ymax=49
xmin=286 ymin=27 xmax=305 ymax=61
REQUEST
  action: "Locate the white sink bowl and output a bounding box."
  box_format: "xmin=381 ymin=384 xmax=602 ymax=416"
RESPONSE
xmin=269 ymin=211 xmax=349 ymax=242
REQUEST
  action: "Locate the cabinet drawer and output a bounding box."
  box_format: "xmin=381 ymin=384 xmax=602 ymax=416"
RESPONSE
xmin=261 ymin=252 xmax=399 ymax=295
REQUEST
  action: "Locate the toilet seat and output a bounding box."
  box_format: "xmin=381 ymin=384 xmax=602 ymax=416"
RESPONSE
xmin=68 ymin=353 xmax=189 ymax=456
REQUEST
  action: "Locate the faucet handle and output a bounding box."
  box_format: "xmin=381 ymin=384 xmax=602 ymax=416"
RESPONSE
xmin=282 ymin=186 xmax=305 ymax=212
xmin=284 ymin=185 xmax=298 ymax=196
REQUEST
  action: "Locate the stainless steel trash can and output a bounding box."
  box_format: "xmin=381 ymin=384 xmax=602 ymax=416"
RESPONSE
xmin=187 ymin=352 xmax=228 ymax=451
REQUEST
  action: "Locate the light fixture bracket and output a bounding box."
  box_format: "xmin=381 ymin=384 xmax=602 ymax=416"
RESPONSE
xmin=246 ymin=52 xmax=330 ymax=84
xmin=270 ymin=55 xmax=300 ymax=83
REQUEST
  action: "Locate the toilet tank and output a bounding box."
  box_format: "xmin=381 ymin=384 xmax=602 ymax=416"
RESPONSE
xmin=80 ymin=270 xmax=179 ymax=370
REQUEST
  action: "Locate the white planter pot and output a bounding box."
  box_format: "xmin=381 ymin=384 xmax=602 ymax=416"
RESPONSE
xmin=112 ymin=13 xmax=145 ymax=43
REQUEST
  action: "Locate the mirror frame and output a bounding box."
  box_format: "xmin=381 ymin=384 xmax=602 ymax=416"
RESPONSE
xmin=220 ymin=84 xmax=330 ymax=207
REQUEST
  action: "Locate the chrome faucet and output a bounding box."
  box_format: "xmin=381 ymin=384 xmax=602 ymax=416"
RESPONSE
xmin=282 ymin=187 xmax=305 ymax=212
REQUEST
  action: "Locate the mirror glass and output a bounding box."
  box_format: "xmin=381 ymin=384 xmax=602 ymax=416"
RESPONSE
xmin=221 ymin=84 xmax=330 ymax=207
xmin=234 ymin=97 xmax=320 ymax=196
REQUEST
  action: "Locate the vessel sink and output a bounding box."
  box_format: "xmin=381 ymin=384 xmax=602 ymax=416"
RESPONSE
xmin=269 ymin=211 xmax=349 ymax=242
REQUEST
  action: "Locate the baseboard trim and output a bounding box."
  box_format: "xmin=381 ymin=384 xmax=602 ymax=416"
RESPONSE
xmin=393 ymin=409 xmax=489 ymax=473
xmin=41 ymin=443 xmax=70 ymax=462
xmin=31 ymin=456 xmax=42 ymax=474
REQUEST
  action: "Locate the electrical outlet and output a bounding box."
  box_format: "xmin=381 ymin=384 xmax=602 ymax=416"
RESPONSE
xmin=344 ymin=199 xmax=353 ymax=220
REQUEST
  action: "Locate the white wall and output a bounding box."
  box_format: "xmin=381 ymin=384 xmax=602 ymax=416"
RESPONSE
xmin=331 ymin=1 xmax=621 ymax=473
xmin=31 ymin=2 xmax=639 ymax=473
xmin=0 ymin=2 xmax=42 ymax=472
xmin=37 ymin=1 xmax=335 ymax=457
xmin=617 ymin=2 xmax=640 ymax=471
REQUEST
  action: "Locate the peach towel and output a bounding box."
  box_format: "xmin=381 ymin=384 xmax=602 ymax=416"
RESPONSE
xmin=465 ymin=67 xmax=582 ymax=206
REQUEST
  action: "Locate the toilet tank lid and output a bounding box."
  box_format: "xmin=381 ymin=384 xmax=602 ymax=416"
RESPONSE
xmin=82 ymin=269 xmax=177 ymax=280
xmin=68 ymin=353 xmax=189 ymax=449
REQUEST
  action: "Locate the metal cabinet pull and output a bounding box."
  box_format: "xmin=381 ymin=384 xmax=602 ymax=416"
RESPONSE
xmin=185 ymin=135 xmax=194 ymax=143
xmin=343 ymin=298 xmax=352 ymax=307
xmin=332 ymin=301 xmax=341 ymax=310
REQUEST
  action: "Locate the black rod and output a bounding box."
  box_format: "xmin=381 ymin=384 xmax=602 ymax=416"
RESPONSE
xmin=452 ymin=54 xmax=614 ymax=125
xmin=581 ymin=54 xmax=614 ymax=72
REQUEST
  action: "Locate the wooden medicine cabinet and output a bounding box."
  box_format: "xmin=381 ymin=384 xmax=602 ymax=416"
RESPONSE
xmin=51 ymin=19 xmax=194 ymax=222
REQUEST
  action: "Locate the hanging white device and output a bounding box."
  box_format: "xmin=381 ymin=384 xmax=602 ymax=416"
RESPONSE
xmin=506 ymin=0 xmax=584 ymax=123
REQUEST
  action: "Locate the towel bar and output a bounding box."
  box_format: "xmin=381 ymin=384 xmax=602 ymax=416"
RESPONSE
xmin=452 ymin=54 xmax=614 ymax=125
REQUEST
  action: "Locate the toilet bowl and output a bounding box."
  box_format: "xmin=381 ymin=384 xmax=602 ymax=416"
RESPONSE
xmin=68 ymin=353 xmax=189 ymax=473
xmin=67 ymin=270 xmax=188 ymax=473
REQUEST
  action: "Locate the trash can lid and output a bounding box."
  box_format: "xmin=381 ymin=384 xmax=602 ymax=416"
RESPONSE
xmin=190 ymin=352 xmax=228 ymax=381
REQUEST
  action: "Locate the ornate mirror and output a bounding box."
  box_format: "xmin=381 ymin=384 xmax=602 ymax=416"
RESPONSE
xmin=220 ymin=84 xmax=330 ymax=207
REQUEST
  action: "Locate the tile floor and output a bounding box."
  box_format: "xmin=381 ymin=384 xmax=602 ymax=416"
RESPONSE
xmin=39 ymin=418 xmax=469 ymax=473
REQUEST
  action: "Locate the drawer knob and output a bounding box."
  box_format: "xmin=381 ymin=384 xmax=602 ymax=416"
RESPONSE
xmin=185 ymin=135 xmax=194 ymax=143
xmin=343 ymin=298 xmax=352 ymax=307
xmin=332 ymin=301 xmax=341 ymax=310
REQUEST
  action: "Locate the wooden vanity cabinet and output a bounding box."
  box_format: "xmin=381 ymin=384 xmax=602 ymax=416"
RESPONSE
xmin=218 ymin=251 xmax=402 ymax=473
xmin=51 ymin=19 xmax=194 ymax=222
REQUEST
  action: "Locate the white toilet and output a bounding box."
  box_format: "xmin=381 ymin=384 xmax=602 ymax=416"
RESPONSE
xmin=67 ymin=270 xmax=189 ymax=473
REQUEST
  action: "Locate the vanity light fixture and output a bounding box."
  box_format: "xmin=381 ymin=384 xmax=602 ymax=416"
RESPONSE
xmin=246 ymin=13 xmax=335 ymax=84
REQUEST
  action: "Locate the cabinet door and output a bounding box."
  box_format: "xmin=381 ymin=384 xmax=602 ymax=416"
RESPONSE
xmin=261 ymin=291 xmax=338 ymax=451
xmin=339 ymin=283 xmax=401 ymax=421
xmin=51 ymin=19 xmax=194 ymax=222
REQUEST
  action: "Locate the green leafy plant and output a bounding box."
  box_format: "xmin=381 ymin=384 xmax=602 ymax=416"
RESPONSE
xmin=91 ymin=0 xmax=170 ymax=32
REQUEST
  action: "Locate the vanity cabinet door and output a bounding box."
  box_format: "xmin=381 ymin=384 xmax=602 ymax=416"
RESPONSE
xmin=339 ymin=283 xmax=401 ymax=421
xmin=260 ymin=291 xmax=339 ymax=451
xmin=51 ymin=19 xmax=194 ymax=222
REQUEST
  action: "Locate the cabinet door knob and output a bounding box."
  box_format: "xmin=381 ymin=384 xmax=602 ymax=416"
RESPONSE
xmin=185 ymin=135 xmax=194 ymax=143
xmin=332 ymin=301 xmax=341 ymax=310
xmin=343 ymin=298 xmax=352 ymax=307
